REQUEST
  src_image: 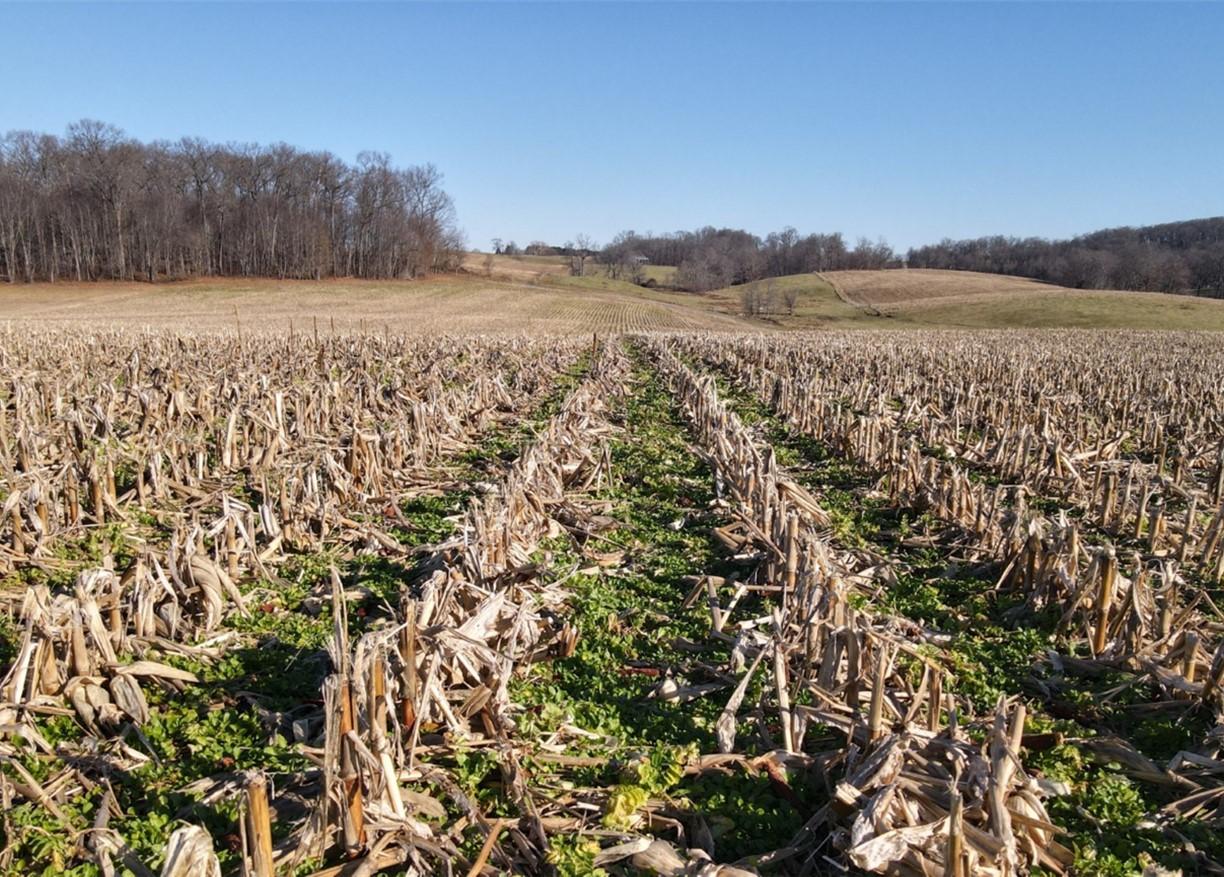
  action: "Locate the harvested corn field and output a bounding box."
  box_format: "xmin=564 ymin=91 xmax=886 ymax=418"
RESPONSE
xmin=3 ymin=326 xmax=1224 ymax=876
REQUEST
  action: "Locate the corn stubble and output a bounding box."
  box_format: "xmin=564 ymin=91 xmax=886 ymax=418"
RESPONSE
xmin=1 ymin=326 xmax=1223 ymax=876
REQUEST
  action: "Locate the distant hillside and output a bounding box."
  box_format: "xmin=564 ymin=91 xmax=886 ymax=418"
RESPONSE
xmin=907 ymin=217 xmax=1224 ymax=296
xmin=824 ymin=269 xmax=1224 ymax=330
xmin=827 ymin=269 xmax=1063 ymax=307
xmin=3 ymin=269 xmax=1221 ymax=332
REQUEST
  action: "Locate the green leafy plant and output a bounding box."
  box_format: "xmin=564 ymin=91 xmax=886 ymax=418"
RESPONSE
xmin=603 ymin=743 xmax=697 ymax=829
xmin=547 ymin=835 xmax=608 ymax=877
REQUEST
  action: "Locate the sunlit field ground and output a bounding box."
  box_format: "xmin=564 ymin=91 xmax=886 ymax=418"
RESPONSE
xmin=0 ymin=274 xmax=752 ymax=333
xmin=3 ymin=265 xmax=1223 ymax=333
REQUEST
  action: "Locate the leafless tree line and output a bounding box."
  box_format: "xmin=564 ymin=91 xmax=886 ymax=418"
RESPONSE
xmin=601 ymin=227 xmax=896 ymax=292
xmin=907 ymin=217 xmax=1224 ymax=297
xmin=0 ymin=120 xmax=465 ymax=283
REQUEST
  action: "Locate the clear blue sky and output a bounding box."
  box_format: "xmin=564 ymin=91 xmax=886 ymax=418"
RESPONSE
xmin=3 ymin=2 xmax=1222 ymax=252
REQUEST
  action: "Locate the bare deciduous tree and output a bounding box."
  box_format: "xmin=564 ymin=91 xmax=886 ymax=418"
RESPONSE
xmin=782 ymin=284 xmax=799 ymax=315
xmin=741 ymin=284 xmax=760 ymax=316
xmin=569 ymin=233 xmax=594 ymax=277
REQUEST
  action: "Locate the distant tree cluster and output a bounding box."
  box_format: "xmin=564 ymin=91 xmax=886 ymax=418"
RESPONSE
xmin=740 ymin=278 xmax=800 ymax=317
xmin=490 ymin=238 xmax=524 ymax=256
xmin=0 ymin=120 xmax=464 ymax=283
xmin=600 ymin=227 xmax=896 ymax=292
xmin=907 ymin=218 xmax=1224 ymax=296
xmin=492 ymin=237 xmax=596 ymax=275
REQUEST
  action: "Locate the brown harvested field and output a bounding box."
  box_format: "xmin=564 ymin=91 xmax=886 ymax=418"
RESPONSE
xmin=824 ymin=267 xmax=1224 ymax=329
xmin=0 ymin=274 xmax=753 ymax=333
xmin=826 ymin=268 xmax=1084 ymax=306
xmin=5 ymin=269 xmax=1223 ymax=334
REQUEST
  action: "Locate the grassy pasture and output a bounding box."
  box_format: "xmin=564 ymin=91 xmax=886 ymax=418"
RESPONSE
xmin=892 ymin=287 xmax=1224 ymax=329
xmin=824 ymin=268 xmax=1224 ymax=330
xmin=826 ymin=268 xmax=1062 ymax=306
xmin=701 ymin=274 xmax=866 ymax=327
